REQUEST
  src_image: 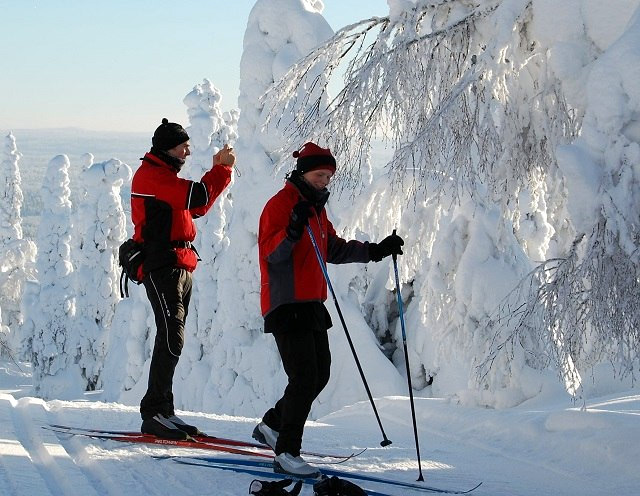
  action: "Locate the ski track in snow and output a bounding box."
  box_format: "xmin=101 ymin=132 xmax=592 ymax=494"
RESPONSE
xmin=0 ymin=394 xmax=87 ymax=496
xmin=0 ymin=395 xmax=170 ymax=496
xmin=0 ymin=394 xmax=273 ymax=496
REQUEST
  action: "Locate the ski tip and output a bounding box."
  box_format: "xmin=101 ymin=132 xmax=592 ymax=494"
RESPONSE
xmin=464 ymin=481 xmax=483 ymax=493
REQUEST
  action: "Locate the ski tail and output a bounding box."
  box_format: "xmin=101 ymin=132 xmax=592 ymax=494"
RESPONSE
xmin=43 ymin=425 xmax=274 ymax=459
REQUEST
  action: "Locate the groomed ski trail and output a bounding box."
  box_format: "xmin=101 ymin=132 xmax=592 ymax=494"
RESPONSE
xmin=0 ymin=394 xmax=198 ymax=496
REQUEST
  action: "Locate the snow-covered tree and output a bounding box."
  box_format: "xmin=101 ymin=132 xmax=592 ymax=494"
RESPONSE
xmin=262 ymin=0 xmax=640 ymax=404
xmin=74 ymin=158 xmax=131 ymax=391
xmin=1 ymin=133 xmax=24 ymax=243
xmin=183 ymin=78 xmax=238 ymax=165
xmin=175 ymin=79 xmax=237 ymax=399
xmin=0 ymin=133 xmax=36 ymax=337
xmin=0 ymin=306 xmax=13 ymax=362
xmin=24 ymin=154 xmax=82 ymax=399
xmin=1 ymin=238 xmax=37 ymax=352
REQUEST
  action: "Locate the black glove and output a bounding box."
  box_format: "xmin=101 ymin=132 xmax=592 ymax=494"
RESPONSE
xmin=313 ymin=476 xmax=367 ymax=496
xmin=249 ymin=478 xmax=302 ymax=496
xmin=368 ymin=233 xmax=404 ymax=262
xmin=286 ymin=200 xmax=313 ymax=241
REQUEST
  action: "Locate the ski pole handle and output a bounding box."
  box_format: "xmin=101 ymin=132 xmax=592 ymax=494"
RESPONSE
xmin=392 ymin=228 xmax=398 ymax=261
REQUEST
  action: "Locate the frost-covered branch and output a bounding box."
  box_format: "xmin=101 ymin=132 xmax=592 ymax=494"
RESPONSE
xmin=0 ymin=331 xmax=23 ymax=372
xmin=262 ymin=0 xmax=578 ymax=199
xmin=479 ymin=226 xmax=640 ymax=391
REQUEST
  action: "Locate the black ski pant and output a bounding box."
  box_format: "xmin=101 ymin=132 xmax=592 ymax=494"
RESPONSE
xmin=263 ymin=326 xmax=331 ymax=456
xmin=140 ymin=267 xmax=192 ymax=421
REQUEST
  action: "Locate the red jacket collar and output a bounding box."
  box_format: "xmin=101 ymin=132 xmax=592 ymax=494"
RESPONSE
xmin=142 ymin=152 xmax=175 ymax=172
xmin=284 ymin=180 xmax=305 ymax=199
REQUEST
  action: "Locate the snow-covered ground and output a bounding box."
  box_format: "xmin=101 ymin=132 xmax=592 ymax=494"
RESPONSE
xmin=1 ymin=359 xmax=637 ymax=496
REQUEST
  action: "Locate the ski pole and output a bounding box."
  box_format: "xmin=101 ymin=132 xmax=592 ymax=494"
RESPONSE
xmin=391 ymin=228 xmax=424 ymax=481
xmin=306 ymin=225 xmax=392 ymax=447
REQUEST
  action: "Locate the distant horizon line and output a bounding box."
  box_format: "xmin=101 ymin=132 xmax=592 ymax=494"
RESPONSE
xmin=1 ymin=126 xmax=150 ymax=135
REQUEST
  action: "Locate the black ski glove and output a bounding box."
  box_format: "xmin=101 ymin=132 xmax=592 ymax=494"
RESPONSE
xmin=286 ymin=200 xmax=313 ymax=241
xmin=249 ymin=478 xmax=302 ymax=496
xmin=368 ymin=233 xmax=404 ymax=262
xmin=313 ymin=476 xmax=367 ymax=496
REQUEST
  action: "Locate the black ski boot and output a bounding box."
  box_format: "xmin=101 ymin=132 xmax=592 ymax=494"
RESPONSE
xmin=166 ymin=414 xmax=204 ymax=436
xmin=249 ymin=478 xmax=302 ymax=496
xmin=141 ymin=414 xmax=189 ymax=440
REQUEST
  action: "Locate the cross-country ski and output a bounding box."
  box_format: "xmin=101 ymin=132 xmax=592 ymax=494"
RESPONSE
xmin=43 ymin=423 xmax=362 ymax=460
xmin=168 ymin=456 xmax=483 ymax=494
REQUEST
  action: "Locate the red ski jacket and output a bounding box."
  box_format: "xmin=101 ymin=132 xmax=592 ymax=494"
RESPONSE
xmin=259 ymin=181 xmax=370 ymax=317
xmin=131 ymin=152 xmax=231 ymax=274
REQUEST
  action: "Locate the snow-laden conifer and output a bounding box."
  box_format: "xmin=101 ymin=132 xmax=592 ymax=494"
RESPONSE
xmin=24 ymin=154 xmax=82 ymax=399
xmin=0 ymin=133 xmax=36 ymax=340
xmin=1 ymin=133 xmax=24 ymax=243
xmin=174 ymin=79 xmax=237 ymax=411
xmin=74 ymin=157 xmax=131 ymax=390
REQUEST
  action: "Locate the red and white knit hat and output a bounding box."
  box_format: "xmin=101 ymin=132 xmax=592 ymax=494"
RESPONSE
xmin=293 ymin=142 xmax=336 ymax=174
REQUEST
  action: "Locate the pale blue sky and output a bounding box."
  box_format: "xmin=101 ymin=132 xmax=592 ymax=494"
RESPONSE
xmin=1 ymin=0 xmax=388 ymax=132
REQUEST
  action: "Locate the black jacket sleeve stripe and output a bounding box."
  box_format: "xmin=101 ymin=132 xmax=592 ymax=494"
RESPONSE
xmin=186 ymin=181 xmax=209 ymax=209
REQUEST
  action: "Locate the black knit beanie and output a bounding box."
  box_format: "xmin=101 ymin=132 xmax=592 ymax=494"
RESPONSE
xmin=152 ymin=118 xmax=190 ymax=151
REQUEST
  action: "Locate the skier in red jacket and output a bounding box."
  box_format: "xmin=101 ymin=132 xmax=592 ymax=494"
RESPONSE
xmin=254 ymin=142 xmax=403 ymax=477
xmin=131 ymin=118 xmax=235 ymax=440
